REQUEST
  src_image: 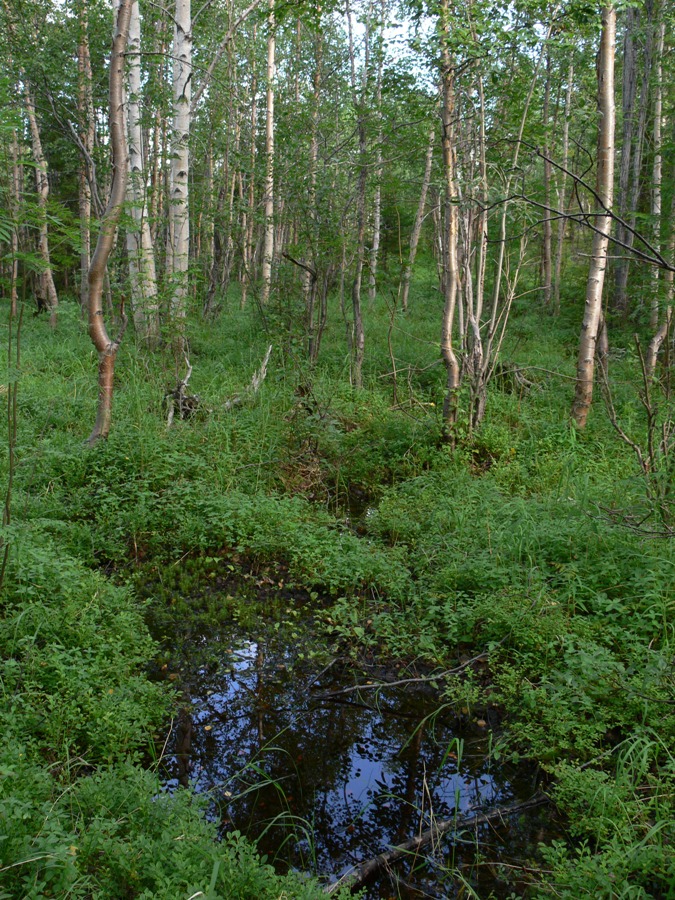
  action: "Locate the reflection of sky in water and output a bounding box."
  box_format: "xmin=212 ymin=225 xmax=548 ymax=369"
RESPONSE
xmin=161 ymin=631 xmax=525 ymax=890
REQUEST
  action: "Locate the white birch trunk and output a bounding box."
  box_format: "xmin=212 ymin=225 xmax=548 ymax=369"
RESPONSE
xmin=24 ymin=83 xmax=58 ymax=328
xmin=368 ymin=0 xmax=386 ymax=304
xmin=439 ymin=23 xmax=460 ymax=434
xmin=646 ymin=187 xmax=675 ymax=378
xmin=168 ymin=0 xmax=192 ymax=340
xmin=77 ymin=2 xmax=95 ymax=317
xmin=571 ymin=5 xmax=616 ymax=428
xmin=260 ymin=0 xmax=275 ymax=306
xmin=649 ymin=19 xmax=665 ymax=329
xmin=241 ymin=22 xmax=257 ymax=308
xmin=126 ymin=0 xmax=160 ymax=345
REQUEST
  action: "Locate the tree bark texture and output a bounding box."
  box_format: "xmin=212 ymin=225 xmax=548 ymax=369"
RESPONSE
xmin=439 ymin=0 xmax=460 ymax=436
xmin=24 ymin=83 xmax=58 ymax=327
xmin=126 ymin=0 xmax=160 ymax=345
xmin=646 ymin=185 xmax=675 ymax=378
xmin=616 ymin=0 xmax=653 ymax=311
xmin=87 ymin=0 xmax=131 ymax=445
xmin=260 ymin=0 xmax=275 ymax=306
xmin=649 ymin=18 xmax=665 ymax=329
xmin=168 ymin=0 xmax=192 ymax=344
xmin=77 ymin=0 xmax=95 ymax=317
xmin=571 ymin=5 xmax=616 ymax=428
xmin=368 ymin=0 xmax=386 ymax=304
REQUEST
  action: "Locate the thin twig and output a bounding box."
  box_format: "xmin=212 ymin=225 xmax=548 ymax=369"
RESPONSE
xmin=314 ymin=651 xmax=489 ymax=699
xmin=323 ymin=794 xmax=549 ymax=894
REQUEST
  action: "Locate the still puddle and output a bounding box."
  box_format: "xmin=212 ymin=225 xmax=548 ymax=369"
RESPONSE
xmin=154 ymin=612 xmax=555 ymax=897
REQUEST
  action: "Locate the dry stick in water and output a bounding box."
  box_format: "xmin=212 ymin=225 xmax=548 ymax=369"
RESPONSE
xmin=324 ymin=794 xmax=549 ymax=894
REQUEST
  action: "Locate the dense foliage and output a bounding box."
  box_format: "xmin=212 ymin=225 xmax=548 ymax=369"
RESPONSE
xmin=0 ymin=0 xmax=674 ymax=895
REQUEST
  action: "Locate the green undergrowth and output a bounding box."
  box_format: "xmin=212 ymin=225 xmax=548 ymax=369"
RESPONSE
xmin=1 ymin=276 xmax=675 ymax=897
xmin=0 ymin=533 xmax=349 ymax=899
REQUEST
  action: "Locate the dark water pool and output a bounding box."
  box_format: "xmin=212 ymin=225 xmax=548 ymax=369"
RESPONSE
xmin=154 ymin=616 xmax=557 ymax=898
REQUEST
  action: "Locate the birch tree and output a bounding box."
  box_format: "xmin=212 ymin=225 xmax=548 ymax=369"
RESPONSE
xmin=87 ymin=0 xmax=131 ymax=444
xmin=571 ymin=4 xmax=616 ymax=428
xmin=168 ymin=0 xmax=192 ymax=351
xmin=125 ymin=0 xmax=160 ymax=345
xmin=76 ymin=0 xmax=95 ymax=316
xmin=400 ymin=124 xmax=435 ymax=312
xmin=24 ymin=83 xmax=59 ymax=328
xmin=438 ymin=0 xmax=460 ymax=435
xmin=260 ymin=0 xmax=275 ymax=306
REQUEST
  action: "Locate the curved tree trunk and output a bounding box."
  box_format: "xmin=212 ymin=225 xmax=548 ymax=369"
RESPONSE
xmin=87 ymin=0 xmax=131 ymax=445
xmin=571 ymin=5 xmax=616 ymax=428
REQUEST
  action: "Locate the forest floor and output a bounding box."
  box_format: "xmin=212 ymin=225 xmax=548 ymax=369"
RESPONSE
xmin=1 ymin=265 xmax=674 ymax=898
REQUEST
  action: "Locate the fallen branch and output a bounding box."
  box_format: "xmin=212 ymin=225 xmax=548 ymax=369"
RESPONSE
xmin=165 ymin=354 xmax=199 ymax=427
xmin=323 ymin=793 xmax=549 ymax=895
xmin=224 ymin=344 xmax=273 ymax=411
xmin=313 ymin=650 xmax=491 ymax=700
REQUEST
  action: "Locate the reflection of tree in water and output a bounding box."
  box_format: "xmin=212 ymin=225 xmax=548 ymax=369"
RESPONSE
xmin=160 ymin=628 xmax=546 ymax=896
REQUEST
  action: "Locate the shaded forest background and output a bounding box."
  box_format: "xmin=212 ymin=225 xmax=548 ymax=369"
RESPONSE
xmin=0 ymin=0 xmax=675 ymax=896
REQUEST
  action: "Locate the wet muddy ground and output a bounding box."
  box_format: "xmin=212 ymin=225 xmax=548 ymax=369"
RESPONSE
xmin=150 ymin=590 xmax=561 ymax=899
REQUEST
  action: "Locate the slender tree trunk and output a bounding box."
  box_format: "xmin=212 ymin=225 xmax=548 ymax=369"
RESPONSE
xmin=260 ymin=0 xmax=275 ymax=306
xmin=474 ymin=67 xmax=488 ymax=328
xmin=241 ymin=22 xmax=257 ymax=308
xmin=24 ymin=83 xmax=58 ymax=328
xmin=87 ymin=0 xmax=131 ymax=445
xmin=149 ymin=12 xmax=167 ymax=247
xmin=541 ymin=50 xmax=553 ymax=306
xmin=553 ymin=60 xmax=573 ymax=313
xmin=612 ymin=7 xmax=638 ymax=311
xmin=646 ymin=183 xmax=675 ymax=378
xmin=572 ymin=5 xmax=616 ymax=428
xmin=400 ymin=125 xmax=435 ymax=312
xmin=649 ymin=18 xmax=665 ymax=329
xmin=368 ymin=0 xmax=385 ymax=304
xmin=614 ymin=3 xmax=654 ymax=312
xmin=306 ymin=9 xmax=323 ymax=361
xmin=346 ymin=0 xmax=372 ymax=388
xmin=126 ymin=0 xmax=160 ymax=345
xmin=465 ymin=59 xmax=487 ymax=428
xmin=439 ymin=0 xmax=460 ymax=436
xmin=77 ymin=1 xmax=95 ymax=317
xmin=9 ymin=126 xmax=20 ymax=318
xmin=168 ymin=0 xmax=192 ymax=354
